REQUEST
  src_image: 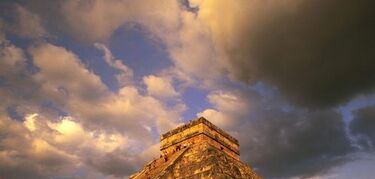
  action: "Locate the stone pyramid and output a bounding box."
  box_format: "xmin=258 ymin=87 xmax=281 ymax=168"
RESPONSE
xmin=130 ymin=117 xmax=261 ymax=179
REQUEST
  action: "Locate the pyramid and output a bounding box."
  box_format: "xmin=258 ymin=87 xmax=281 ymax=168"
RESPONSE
xmin=130 ymin=117 xmax=261 ymax=179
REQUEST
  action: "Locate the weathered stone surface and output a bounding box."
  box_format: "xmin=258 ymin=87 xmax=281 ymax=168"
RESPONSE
xmin=160 ymin=117 xmax=240 ymax=160
xmin=130 ymin=117 xmax=261 ymax=179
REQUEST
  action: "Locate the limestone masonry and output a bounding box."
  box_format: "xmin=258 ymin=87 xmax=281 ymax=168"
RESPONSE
xmin=129 ymin=117 xmax=261 ymax=179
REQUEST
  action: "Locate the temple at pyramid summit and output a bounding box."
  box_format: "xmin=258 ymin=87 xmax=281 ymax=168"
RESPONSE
xmin=129 ymin=117 xmax=261 ymax=179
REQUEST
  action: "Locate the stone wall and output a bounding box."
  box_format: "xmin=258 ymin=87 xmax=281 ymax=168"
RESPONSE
xmin=161 ymin=142 xmax=261 ymax=179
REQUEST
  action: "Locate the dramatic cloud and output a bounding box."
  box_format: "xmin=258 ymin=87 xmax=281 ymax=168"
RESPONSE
xmin=20 ymin=0 xmax=375 ymax=107
xmin=0 ymin=39 xmax=185 ymax=178
xmin=0 ymin=111 xmax=150 ymax=179
xmin=198 ymin=88 xmax=353 ymax=178
xmin=23 ymin=0 xmax=224 ymax=86
xmin=29 ymin=43 xmax=183 ymax=136
xmin=194 ymin=0 xmax=375 ymax=107
xmin=242 ymin=110 xmax=351 ymax=178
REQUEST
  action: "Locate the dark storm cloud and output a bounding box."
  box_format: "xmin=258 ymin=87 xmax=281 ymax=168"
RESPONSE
xmin=228 ymin=0 xmax=375 ymax=108
xmin=350 ymin=105 xmax=375 ymax=149
xmin=202 ymin=86 xmax=354 ymax=178
xmin=240 ymin=109 xmax=353 ymax=178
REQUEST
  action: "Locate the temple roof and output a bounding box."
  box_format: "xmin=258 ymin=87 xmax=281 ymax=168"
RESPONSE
xmin=160 ymin=117 xmax=239 ymax=145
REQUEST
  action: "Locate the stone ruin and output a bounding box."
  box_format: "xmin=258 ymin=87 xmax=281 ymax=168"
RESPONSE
xmin=129 ymin=117 xmax=261 ymax=179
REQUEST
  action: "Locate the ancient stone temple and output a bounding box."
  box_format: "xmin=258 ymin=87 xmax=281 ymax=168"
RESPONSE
xmin=129 ymin=117 xmax=261 ymax=179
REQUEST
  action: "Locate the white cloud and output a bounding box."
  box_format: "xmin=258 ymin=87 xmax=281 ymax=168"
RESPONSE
xmin=197 ymin=108 xmax=228 ymax=128
xmin=0 ymin=114 xmax=78 ymax=179
xmin=164 ymin=11 xmax=224 ymax=83
xmin=207 ymin=91 xmax=250 ymax=114
xmin=0 ymin=40 xmax=186 ymax=178
xmin=30 ymin=43 xmax=109 ymax=102
xmin=197 ymin=90 xmax=252 ymax=130
xmin=0 ymin=109 xmax=163 ymax=178
xmin=143 ymin=75 xmax=178 ymax=99
xmin=28 ymin=42 xmax=185 ymax=137
xmin=51 ymin=0 xmax=226 ymax=87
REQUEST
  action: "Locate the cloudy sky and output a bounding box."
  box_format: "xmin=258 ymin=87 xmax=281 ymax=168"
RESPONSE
xmin=0 ymin=0 xmax=375 ymax=178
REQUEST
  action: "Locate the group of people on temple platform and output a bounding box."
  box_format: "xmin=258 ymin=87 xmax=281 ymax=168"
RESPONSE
xmin=159 ymin=142 xmax=195 ymax=162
